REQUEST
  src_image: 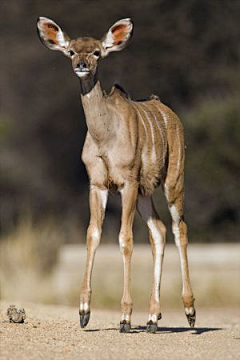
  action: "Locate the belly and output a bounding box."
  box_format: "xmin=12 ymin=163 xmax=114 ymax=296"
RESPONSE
xmin=139 ymin=147 xmax=167 ymax=196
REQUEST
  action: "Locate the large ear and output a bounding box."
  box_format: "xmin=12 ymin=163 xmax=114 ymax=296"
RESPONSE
xmin=101 ymin=18 xmax=133 ymax=57
xmin=37 ymin=17 xmax=70 ymax=53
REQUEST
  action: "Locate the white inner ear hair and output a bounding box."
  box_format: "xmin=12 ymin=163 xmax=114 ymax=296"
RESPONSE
xmin=39 ymin=18 xmax=69 ymax=49
xmin=56 ymin=30 xmax=69 ymax=48
xmin=102 ymin=31 xmax=115 ymax=49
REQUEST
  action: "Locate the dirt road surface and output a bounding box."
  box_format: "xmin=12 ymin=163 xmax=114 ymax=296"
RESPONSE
xmin=0 ymin=301 xmax=239 ymax=360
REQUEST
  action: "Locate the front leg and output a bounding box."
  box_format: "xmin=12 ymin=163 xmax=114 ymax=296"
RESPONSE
xmin=79 ymin=185 xmax=108 ymax=328
xmin=119 ymin=182 xmax=138 ymax=333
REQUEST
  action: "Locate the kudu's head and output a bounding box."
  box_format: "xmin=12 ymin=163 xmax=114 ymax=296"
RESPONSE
xmin=37 ymin=17 xmax=133 ymax=80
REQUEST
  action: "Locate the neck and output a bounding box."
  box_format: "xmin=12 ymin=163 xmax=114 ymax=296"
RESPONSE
xmin=80 ymin=75 xmax=112 ymax=143
xmin=79 ymin=73 xmax=98 ymax=96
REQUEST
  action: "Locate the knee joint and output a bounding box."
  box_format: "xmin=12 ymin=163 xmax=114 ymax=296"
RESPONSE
xmin=148 ymin=219 xmax=166 ymax=244
xmin=87 ymin=227 xmax=101 ymax=248
xmin=119 ymin=233 xmax=133 ymax=255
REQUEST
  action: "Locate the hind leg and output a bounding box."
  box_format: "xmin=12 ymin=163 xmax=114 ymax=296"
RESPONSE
xmin=164 ymin=183 xmax=196 ymax=327
xmin=137 ymin=194 xmax=166 ymax=333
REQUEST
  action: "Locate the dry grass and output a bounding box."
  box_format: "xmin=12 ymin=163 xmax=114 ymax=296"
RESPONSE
xmin=0 ymin=219 xmax=68 ymax=303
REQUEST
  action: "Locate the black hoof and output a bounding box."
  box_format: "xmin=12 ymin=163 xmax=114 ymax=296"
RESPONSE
xmin=158 ymin=313 xmax=162 ymax=320
xmin=119 ymin=320 xmax=131 ymax=333
xmin=146 ymin=320 xmax=157 ymax=333
xmin=186 ymin=309 xmax=196 ymax=328
xmin=79 ymin=311 xmax=90 ymax=328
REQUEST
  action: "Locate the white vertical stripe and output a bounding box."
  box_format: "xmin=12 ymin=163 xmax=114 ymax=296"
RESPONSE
xmin=140 ymin=104 xmax=157 ymax=162
xmin=132 ymin=103 xmax=147 ymax=134
xmin=144 ymin=104 xmax=167 ymax=163
xmin=147 ymin=218 xmax=164 ymax=301
xmin=157 ymin=108 xmax=168 ymax=128
xmin=176 ymin=127 xmax=182 ymax=174
xmin=131 ymin=103 xmax=149 ymax=163
xmin=169 ymin=205 xmax=180 ymax=247
xmin=99 ymin=189 xmax=108 ymax=210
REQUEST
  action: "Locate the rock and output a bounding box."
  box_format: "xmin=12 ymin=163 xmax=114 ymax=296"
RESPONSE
xmin=7 ymin=305 xmax=26 ymax=323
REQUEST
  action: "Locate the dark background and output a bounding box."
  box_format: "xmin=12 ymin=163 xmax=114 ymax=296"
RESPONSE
xmin=0 ymin=0 xmax=239 ymax=243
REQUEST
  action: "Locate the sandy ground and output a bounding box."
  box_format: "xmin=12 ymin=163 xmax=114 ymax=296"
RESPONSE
xmin=0 ymin=301 xmax=239 ymax=360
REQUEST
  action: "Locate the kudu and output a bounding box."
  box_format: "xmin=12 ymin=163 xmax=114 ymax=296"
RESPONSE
xmin=37 ymin=17 xmax=196 ymax=333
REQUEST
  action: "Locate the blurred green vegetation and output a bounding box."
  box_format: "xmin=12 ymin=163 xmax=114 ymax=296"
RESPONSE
xmin=0 ymin=0 xmax=239 ymax=242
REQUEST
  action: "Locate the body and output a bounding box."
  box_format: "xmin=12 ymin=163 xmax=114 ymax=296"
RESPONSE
xmin=37 ymin=17 xmax=195 ymax=333
xmin=82 ymin=83 xmax=180 ymax=197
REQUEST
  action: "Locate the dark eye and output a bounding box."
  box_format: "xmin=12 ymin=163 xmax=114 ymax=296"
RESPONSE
xmin=69 ymin=50 xmax=75 ymax=57
xmin=93 ymin=50 xmax=100 ymax=57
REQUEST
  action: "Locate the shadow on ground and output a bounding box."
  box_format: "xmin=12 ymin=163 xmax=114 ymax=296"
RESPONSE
xmin=84 ymin=326 xmax=222 ymax=335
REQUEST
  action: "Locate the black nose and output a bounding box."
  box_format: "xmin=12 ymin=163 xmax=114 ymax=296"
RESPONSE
xmin=77 ymin=61 xmax=87 ymax=71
